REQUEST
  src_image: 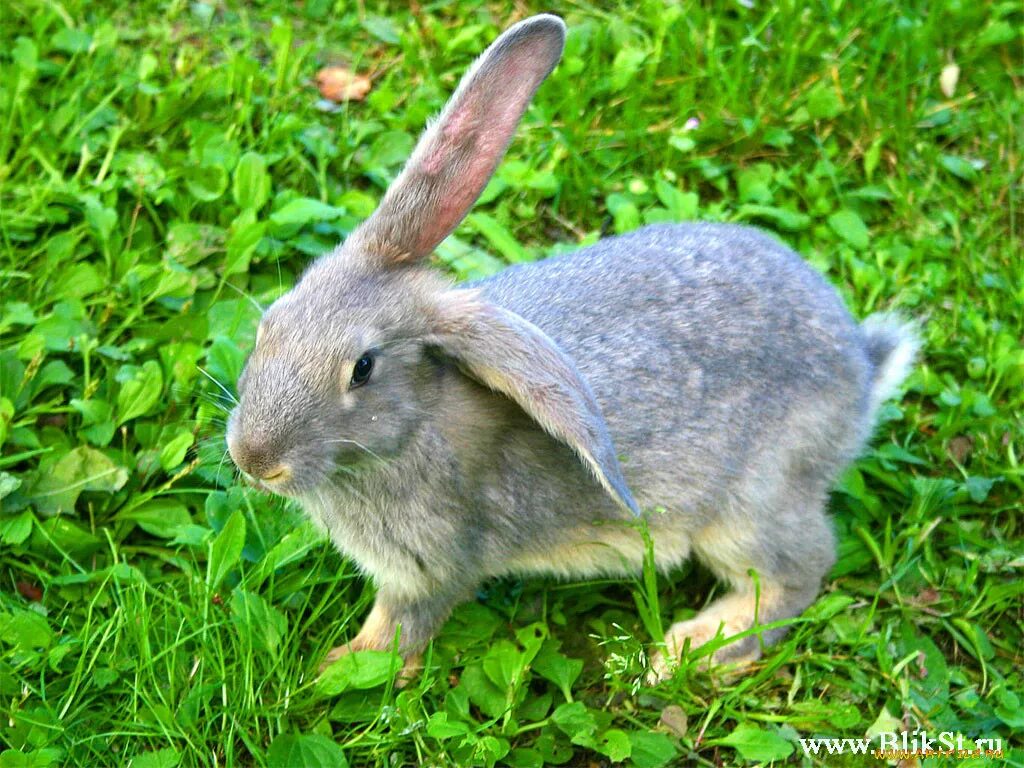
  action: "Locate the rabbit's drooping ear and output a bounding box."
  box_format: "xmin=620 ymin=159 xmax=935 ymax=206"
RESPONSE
xmin=430 ymin=292 xmax=641 ymax=516
xmin=347 ymin=15 xmax=566 ymax=264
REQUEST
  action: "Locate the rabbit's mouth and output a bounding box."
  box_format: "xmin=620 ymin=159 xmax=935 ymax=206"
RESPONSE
xmin=242 ymin=476 xmax=288 ymax=496
xmin=238 ymin=466 xmax=298 ymax=497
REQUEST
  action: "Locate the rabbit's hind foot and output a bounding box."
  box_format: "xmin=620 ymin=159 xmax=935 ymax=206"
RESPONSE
xmin=646 ymin=577 xmax=819 ymax=684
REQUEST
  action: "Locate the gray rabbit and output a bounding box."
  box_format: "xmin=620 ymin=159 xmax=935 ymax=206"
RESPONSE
xmin=226 ymin=14 xmax=919 ymax=682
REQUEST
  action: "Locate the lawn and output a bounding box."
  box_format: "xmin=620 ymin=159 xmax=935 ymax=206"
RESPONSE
xmin=1 ymin=0 xmax=1021 ymax=766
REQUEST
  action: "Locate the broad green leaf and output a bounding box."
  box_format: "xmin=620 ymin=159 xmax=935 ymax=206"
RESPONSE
xmin=551 ymin=701 xmax=597 ymax=744
xmin=532 ymin=640 xmax=582 ymax=702
xmin=336 ymin=189 xmax=377 ymax=217
xmin=975 ymin=19 xmax=1016 ymax=48
xmin=466 ymin=212 xmax=532 ymax=263
xmin=204 ymin=336 xmax=246 ymax=392
xmin=160 ymin=431 xmax=194 ymax=471
xmin=503 ymin=747 xmax=543 ymax=768
xmin=940 ymin=155 xmax=978 ymax=183
xmin=425 ymin=712 xmax=471 ymax=740
xmin=654 ymin=179 xmax=699 ymax=220
xmin=31 ymin=361 xmax=75 ymax=394
xmin=594 ymin=728 xmax=631 ymax=761
xmin=806 ymin=592 xmax=856 ymax=621
xmin=899 ymin=623 xmax=951 ymax=719
xmin=0 ymin=609 xmax=53 ymax=650
xmin=0 ymin=472 xmax=23 ymax=500
xmin=129 ymin=748 xmax=180 ymax=768
xmin=208 ymin=510 xmax=245 ymax=590
xmin=628 ymin=731 xmax=678 ymax=768
xmin=251 ymin=524 xmax=326 ymax=585
xmin=224 ymin=218 xmax=266 ymax=276
xmin=610 ymin=47 xmax=647 ymax=91
xmin=964 ymin=475 xmax=997 ymax=503
xmin=12 ymin=37 xmax=38 ymax=74
xmin=535 ymin=730 xmax=573 ymax=765
xmin=874 ymin=443 xmax=928 ymax=466
xmin=109 ymin=563 xmax=147 ymax=584
xmin=70 ymin=398 xmax=113 ymax=427
xmin=84 ymin=201 xmax=117 ymax=243
xmin=204 ymin=489 xmax=243 ymax=533
xmin=737 ymin=204 xmax=810 ymax=231
xmin=0 ymin=748 xmax=63 ymax=768
xmin=360 ymin=130 xmax=414 ymax=171
xmin=117 ymin=360 xmax=163 ymax=424
xmin=482 ymin=639 xmax=524 ymax=689
xmin=827 ymin=703 xmax=862 ymax=730
xmin=206 ymin=299 xmax=260 ymax=342
xmin=471 ymin=735 xmax=510 ymax=765
xmin=459 ymin=662 xmax=508 ymax=718
xmin=361 ymin=15 xmax=400 ymax=44
xmin=232 ymin=152 xmax=270 ymax=210
xmin=994 ymin=689 xmax=1024 ymax=729
xmin=119 ymin=499 xmax=193 ymax=538
xmin=165 ymin=222 xmax=225 ymax=266
xmin=33 ymin=301 xmax=93 ymax=352
xmin=515 ymin=622 xmax=547 ymax=664
xmin=57 ymin=263 xmax=104 ymax=299
xmin=32 ymin=517 xmax=103 ymax=558
xmin=714 ymin=723 xmax=794 ymax=762
xmin=28 ymin=447 xmax=128 ymax=515
xmin=316 ymin=650 xmax=398 ymax=695
xmin=865 ymin=706 xmax=902 ymax=743
xmin=269 ymin=198 xmax=345 ymax=235
xmin=0 ymin=511 xmax=32 ymax=546
xmin=805 ymin=83 xmax=843 ymax=119
xmin=52 ymin=27 xmax=92 ymax=53
xmin=737 ymin=163 xmax=774 ymax=204
xmin=763 ymin=126 xmax=793 ymax=148
xmin=184 ymin=164 xmax=229 ymax=202
xmin=606 ymin=193 xmax=641 ymax=233
xmin=266 ymin=734 xmax=349 ymax=768
xmin=230 ymin=589 xmax=287 ymax=654
xmin=828 ymin=209 xmax=870 ymax=250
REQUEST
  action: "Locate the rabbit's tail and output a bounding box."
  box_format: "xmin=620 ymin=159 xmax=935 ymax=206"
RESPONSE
xmin=860 ymin=313 xmax=920 ymax=416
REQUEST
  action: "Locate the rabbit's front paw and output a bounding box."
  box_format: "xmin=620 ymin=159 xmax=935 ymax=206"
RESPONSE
xmin=647 ymin=616 xmax=758 ymax=683
xmin=318 ymin=598 xmax=422 ymax=684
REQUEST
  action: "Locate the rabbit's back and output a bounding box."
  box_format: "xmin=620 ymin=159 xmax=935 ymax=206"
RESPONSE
xmin=476 ymin=223 xmax=874 ymax=527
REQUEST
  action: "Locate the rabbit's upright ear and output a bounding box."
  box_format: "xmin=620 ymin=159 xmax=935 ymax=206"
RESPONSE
xmin=346 ymin=15 xmax=565 ymax=265
xmin=430 ymin=292 xmax=641 ymax=516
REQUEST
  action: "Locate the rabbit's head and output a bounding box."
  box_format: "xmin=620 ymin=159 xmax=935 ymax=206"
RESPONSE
xmin=227 ymin=15 xmax=639 ymax=514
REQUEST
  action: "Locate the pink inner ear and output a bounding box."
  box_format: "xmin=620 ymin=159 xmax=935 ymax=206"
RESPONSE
xmin=421 ymin=105 xmax=473 ymax=175
xmin=358 ymin=23 xmax=563 ymax=263
xmin=412 ymin=68 xmax=538 ymax=255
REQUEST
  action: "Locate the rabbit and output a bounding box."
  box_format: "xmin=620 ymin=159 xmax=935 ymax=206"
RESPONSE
xmin=226 ymin=14 xmax=919 ymax=683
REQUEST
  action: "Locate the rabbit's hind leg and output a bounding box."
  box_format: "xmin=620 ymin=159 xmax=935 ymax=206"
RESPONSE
xmin=647 ymin=502 xmax=834 ymax=683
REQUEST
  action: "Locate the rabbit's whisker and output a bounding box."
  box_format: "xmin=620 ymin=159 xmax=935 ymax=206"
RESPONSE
xmin=325 ymin=438 xmax=387 ymax=464
xmin=223 ymin=280 xmax=267 ymax=313
xmin=196 ymin=366 xmax=239 ymax=406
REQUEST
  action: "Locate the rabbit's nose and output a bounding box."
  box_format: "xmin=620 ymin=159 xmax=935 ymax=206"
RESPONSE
xmin=227 ymin=435 xmax=289 ymax=482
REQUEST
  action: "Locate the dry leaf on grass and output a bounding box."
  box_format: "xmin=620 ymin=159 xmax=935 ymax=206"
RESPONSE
xmin=316 ymin=66 xmax=372 ymax=102
xmin=658 ymin=704 xmax=689 ymax=738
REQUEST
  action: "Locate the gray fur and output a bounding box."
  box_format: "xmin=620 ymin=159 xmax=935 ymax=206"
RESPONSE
xmin=226 ymin=15 xmax=919 ymax=674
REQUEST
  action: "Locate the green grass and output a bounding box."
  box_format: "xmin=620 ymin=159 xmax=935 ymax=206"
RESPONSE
xmin=1 ymin=0 xmax=1021 ymax=766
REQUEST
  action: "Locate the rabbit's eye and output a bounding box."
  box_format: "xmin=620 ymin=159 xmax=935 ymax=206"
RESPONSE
xmin=350 ymin=353 xmax=374 ymax=388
